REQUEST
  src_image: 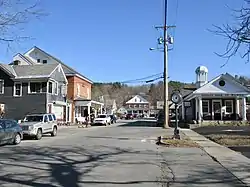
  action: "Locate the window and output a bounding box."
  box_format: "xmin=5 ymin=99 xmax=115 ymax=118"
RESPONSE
xmin=87 ymin=88 xmax=90 ymax=99
xmin=29 ymin=82 xmax=47 ymax=93
xmin=37 ymin=59 xmax=40 ymax=63
xmin=14 ymin=83 xmax=22 ymax=96
xmin=77 ymin=84 xmax=80 ymax=96
xmin=44 ymin=115 xmax=48 ymax=122
xmin=0 ymin=80 xmax=4 ymax=94
xmin=202 ymin=100 xmax=209 ymax=114
xmin=42 ymin=82 xmax=47 ymax=92
xmin=42 ymin=60 xmax=47 ymax=64
xmin=225 ymin=100 xmax=233 ymax=113
xmin=48 ymin=114 xmax=53 ymax=121
xmin=48 ymin=82 xmax=53 ymax=93
xmin=52 ymin=114 xmax=56 ymax=121
xmin=5 ymin=120 xmax=13 ymax=129
xmin=54 ymin=82 xmax=58 ymax=95
xmin=219 ymin=80 xmax=226 ymax=87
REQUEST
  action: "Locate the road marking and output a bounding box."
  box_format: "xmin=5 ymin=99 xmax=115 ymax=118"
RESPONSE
xmin=222 ymin=129 xmax=244 ymax=132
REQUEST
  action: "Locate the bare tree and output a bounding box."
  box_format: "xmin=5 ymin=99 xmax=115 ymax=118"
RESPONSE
xmin=0 ymin=0 xmax=46 ymax=47
xmin=212 ymin=0 xmax=250 ymax=66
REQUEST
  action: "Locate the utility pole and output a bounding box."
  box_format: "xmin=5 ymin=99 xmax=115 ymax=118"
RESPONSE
xmin=150 ymin=0 xmax=174 ymax=128
xmin=163 ymin=0 xmax=169 ymax=128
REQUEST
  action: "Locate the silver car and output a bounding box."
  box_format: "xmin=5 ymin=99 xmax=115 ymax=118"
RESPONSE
xmin=20 ymin=113 xmax=58 ymax=140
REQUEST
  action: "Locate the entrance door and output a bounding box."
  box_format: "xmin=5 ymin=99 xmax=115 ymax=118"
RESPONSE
xmin=212 ymin=100 xmax=222 ymax=120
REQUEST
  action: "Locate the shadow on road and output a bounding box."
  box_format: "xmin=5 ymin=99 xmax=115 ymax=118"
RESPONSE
xmin=0 ymin=143 xmax=246 ymax=186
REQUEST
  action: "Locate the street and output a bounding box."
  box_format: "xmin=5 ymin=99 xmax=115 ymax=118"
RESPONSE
xmin=0 ymin=120 xmax=245 ymax=187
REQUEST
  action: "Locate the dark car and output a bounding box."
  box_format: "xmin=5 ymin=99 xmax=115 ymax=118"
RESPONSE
xmin=0 ymin=119 xmax=23 ymax=145
xmin=125 ymin=113 xmax=134 ymax=120
xmin=110 ymin=115 xmax=117 ymax=124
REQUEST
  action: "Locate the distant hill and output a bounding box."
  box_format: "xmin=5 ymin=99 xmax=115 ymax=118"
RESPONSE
xmin=91 ymin=81 xmax=194 ymax=108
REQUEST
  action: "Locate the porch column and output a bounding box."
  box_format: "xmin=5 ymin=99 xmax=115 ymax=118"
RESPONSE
xmin=195 ymin=98 xmax=198 ymax=120
xmin=198 ymin=96 xmax=203 ymax=122
xmin=100 ymin=105 xmax=103 ymax=114
xmin=65 ymin=103 xmax=68 ymax=122
xmin=242 ymin=97 xmax=247 ymax=121
xmin=87 ymin=104 xmax=91 ymax=119
xmin=181 ymin=103 xmax=185 ymax=120
xmin=235 ymin=98 xmax=240 ymax=115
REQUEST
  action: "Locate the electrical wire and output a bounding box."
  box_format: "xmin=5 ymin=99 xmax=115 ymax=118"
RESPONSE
xmin=119 ymin=72 xmax=163 ymax=84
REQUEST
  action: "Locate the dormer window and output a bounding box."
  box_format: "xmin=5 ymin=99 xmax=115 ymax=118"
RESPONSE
xmin=37 ymin=59 xmax=40 ymax=63
xmin=13 ymin=60 xmax=20 ymax=65
xmin=43 ymin=60 xmax=47 ymax=64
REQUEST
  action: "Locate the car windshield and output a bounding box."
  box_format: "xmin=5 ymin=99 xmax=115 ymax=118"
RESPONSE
xmin=24 ymin=115 xmax=43 ymax=122
xmin=98 ymin=115 xmax=107 ymax=118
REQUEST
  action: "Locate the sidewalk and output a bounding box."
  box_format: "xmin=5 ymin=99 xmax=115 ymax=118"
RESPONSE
xmin=181 ymin=129 xmax=250 ymax=186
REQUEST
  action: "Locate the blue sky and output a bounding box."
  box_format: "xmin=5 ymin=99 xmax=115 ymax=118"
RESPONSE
xmin=0 ymin=0 xmax=248 ymax=83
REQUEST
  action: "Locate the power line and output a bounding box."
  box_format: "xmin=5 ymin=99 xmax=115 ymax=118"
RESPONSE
xmin=119 ymin=72 xmax=163 ymax=84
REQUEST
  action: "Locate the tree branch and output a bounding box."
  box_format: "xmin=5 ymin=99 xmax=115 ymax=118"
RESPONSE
xmin=211 ymin=0 xmax=250 ymax=66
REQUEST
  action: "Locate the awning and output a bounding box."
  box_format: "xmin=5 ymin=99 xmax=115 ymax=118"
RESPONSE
xmin=74 ymin=100 xmax=104 ymax=107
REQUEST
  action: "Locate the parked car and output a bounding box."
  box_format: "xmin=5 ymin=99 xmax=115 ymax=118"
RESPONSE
xmin=20 ymin=113 xmax=58 ymax=140
xmin=0 ymin=119 xmax=23 ymax=145
xmin=125 ymin=113 xmax=134 ymax=120
xmin=93 ymin=114 xmax=111 ymax=126
xmin=110 ymin=114 xmax=117 ymax=124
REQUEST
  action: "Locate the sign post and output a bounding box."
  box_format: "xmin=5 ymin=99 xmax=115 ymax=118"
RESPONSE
xmin=171 ymin=92 xmax=183 ymax=139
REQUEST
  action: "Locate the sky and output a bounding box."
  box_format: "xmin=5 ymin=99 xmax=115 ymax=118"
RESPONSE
xmin=0 ymin=0 xmax=248 ymax=84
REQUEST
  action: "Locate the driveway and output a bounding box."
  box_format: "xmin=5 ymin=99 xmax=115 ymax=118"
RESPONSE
xmin=0 ymin=120 xmax=245 ymax=186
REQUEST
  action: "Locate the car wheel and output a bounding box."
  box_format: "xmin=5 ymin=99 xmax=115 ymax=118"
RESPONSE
xmin=51 ymin=126 xmax=57 ymax=137
xmin=13 ymin=133 xmax=21 ymax=145
xmin=35 ymin=129 xmax=42 ymax=140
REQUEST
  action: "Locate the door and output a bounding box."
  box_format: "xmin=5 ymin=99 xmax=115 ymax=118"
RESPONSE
xmin=4 ymin=120 xmax=15 ymax=141
xmin=44 ymin=115 xmax=52 ymax=133
xmin=0 ymin=121 xmax=5 ymax=143
xmin=213 ymin=101 xmax=222 ymax=120
xmin=53 ymin=105 xmax=63 ymax=121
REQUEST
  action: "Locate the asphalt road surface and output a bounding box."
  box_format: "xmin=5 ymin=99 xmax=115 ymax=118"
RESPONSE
xmin=0 ymin=120 xmax=245 ymax=187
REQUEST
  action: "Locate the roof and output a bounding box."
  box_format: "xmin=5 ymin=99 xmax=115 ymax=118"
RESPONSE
xmin=184 ymin=73 xmax=250 ymax=101
xmin=25 ymin=46 xmax=93 ymax=84
xmin=195 ymin=66 xmax=208 ymax=73
xmin=0 ymin=63 xmax=59 ymax=78
xmin=125 ymin=95 xmax=149 ymax=104
xmin=0 ymin=64 xmax=16 ymax=76
xmin=13 ymin=64 xmax=58 ymax=77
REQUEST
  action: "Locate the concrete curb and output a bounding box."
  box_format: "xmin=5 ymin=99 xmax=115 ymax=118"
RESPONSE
xmin=181 ymin=129 xmax=250 ymax=186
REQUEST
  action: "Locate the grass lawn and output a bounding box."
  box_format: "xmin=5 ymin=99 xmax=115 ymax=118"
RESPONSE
xmin=205 ymin=134 xmax=250 ymax=146
xmin=162 ymin=135 xmax=200 ymax=148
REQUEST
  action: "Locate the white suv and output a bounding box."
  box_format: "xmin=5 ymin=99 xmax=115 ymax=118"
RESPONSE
xmin=20 ymin=113 xmax=58 ymax=140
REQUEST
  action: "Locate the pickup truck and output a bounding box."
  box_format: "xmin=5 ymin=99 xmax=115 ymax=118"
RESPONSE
xmin=20 ymin=113 xmax=58 ymax=140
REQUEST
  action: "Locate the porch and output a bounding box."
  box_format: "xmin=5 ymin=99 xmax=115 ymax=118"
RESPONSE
xmin=74 ymin=98 xmax=104 ymax=123
xmin=184 ymin=94 xmax=248 ymax=122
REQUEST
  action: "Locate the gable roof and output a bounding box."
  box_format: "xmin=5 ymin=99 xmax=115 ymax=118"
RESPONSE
xmin=0 ymin=63 xmax=61 ymax=79
xmin=125 ymin=95 xmax=149 ymax=104
xmin=24 ymin=46 xmax=93 ymax=84
xmin=193 ymin=73 xmax=250 ymax=94
xmin=184 ymin=73 xmax=250 ymax=101
xmin=0 ymin=63 xmax=16 ymax=77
